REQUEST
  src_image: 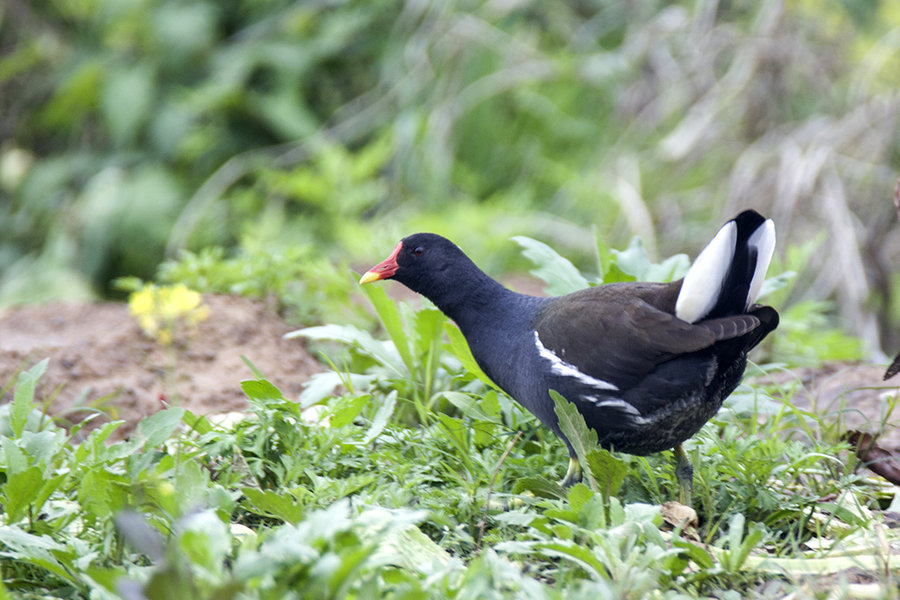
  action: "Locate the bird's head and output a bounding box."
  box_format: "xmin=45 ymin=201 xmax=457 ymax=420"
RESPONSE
xmin=359 ymin=233 xmax=470 ymax=296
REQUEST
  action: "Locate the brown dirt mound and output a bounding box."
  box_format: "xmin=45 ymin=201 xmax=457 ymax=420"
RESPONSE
xmin=0 ymin=295 xmax=321 ymax=438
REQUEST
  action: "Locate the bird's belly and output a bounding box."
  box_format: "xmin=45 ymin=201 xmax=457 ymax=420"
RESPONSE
xmin=595 ymin=354 xmax=748 ymax=455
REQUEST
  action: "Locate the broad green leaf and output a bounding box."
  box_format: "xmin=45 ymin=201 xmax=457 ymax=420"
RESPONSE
xmin=291 ymin=324 xmax=406 ymax=377
xmin=673 ymin=538 xmax=716 ymax=569
xmin=0 ymin=526 xmax=74 ymax=583
xmin=181 ymin=409 xmax=214 ymax=435
xmin=593 ymin=226 xmax=612 ymax=282
xmin=536 ymin=540 xmax=606 ymax=580
xmin=241 ymin=488 xmax=305 ymax=524
xmin=512 ymin=476 xmax=567 ymax=499
xmin=624 ymin=502 xmax=662 ymax=526
xmin=176 ymin=510 xmax=230 ymax=574
xmin=241 ymin=378 xmax=286 ymax=403
xmin=443 ymin=322 xmax=499 ymax=390
xmin=551 ymin=391 xmax=598 ymax=491
xmin=20 ymin=430 xmax=65 ymax=469
xmin=79 ymin=468 xmax=125 ymax=520
xmin=472 ymin=421 xmax=497 ymax=447
xmin=440 ymin=391 xmax=500 ymax=423
xmin=567 ymin=483 xmax=610 ymax=529
xmin=11 ymin=359 xmax=48 ymax=438
xmin=327 ymin=542 xmax=379 ymax=599
xmin=412 ymin=308 xmax=445 ymax=356
xmin=722 ymin=512 xmax=763 ymax=572
xmin=329 ymin=394 xmax=369 ymax=428
xmin=1 ymin=437 xmax=27 ymax=474
xmin=586 ymin=447 xmax=627 ymax=499
xmin=566 ymin=483 xmax=593 ymax=511
xmin=73 ymin=420 xmax=128 ymax=465
xmin=300 ymin=372 xmax=376 ymax=407
xmin=173 ymin=458 xmax=212 ymax=509
xmin=511 ymin=236 xmax=589 ymax=295
xmin=373 ymin=524 xmax=451 ymax=575
xmin=609 ymin=237 xmax=690 ymax=283
xmin=360 ymin=283 xmax=414 ymax=374
xmin=363 ymin=390 xmax=395 ymax=444
xmin=2 ymin=466 xmax=44 ymax=522
xmin=136 ymin=407 xmax=185 ymax=450
xmin=33 ymin=474 xmax=66 ymax=520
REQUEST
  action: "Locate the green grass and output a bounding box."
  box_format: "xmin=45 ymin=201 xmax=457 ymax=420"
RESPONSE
xmin=1 ymin=236 xmax=895 ymax=599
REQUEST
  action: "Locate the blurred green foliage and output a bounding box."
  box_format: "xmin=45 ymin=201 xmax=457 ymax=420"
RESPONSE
xmin=1 ymin=0 xmax=898 ymax=348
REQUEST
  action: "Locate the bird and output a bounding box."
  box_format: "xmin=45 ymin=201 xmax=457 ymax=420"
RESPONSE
xmin=359 ymin=210 xmax=778 ymax=504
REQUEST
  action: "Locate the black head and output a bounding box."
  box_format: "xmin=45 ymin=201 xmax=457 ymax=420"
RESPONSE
xmin=359 ymin=233 xmax=473 ymax=296
xmin=360 ymin=233 xmax=526 ymax=330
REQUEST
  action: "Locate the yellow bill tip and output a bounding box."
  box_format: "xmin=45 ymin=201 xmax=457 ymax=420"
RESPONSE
xmin=359 ymin=270 xmax=382 ymax=285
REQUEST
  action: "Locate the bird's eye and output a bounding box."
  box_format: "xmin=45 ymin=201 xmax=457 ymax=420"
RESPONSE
xmin=413 ymin=246 xmax=425 ymax=256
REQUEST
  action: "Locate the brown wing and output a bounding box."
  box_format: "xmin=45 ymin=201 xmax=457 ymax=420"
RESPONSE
xmin=533 ymin=282 xmax=759 ymax=391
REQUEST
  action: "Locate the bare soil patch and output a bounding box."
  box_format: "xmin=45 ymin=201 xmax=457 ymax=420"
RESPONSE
xmin=771 ymin=363 xmax=900 ymax=449
xmin=0 ymin=295 xmax=321 ymax=438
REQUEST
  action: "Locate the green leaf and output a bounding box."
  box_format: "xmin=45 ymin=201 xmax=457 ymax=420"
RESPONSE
xmin=176 ymin=510 xmax=230 ymax=574
xmin=536 ymin=540 xmax=606 ymax=580
xmin=585 ymin=447 xmax=627 ymax=499
xmin=511 ymin=236 xmax=590 ymax=295
xmin=2 ymin=466 xmax=44 ymax=522
xmin=721 ymin=512 xmax=763 ymax=572
xmin=512 ymin=476 xmax=567 ymax=499
xmin=610 ymin=237 xmax=690 ymax=283
xmin=78 ymin=468 xmax=126 ymax=520
xmin=440 ymin=391 xmax=500 ymax=423
xmin=330 ymin=394 xmax=369 ymax=428
xmin=11 ymin=359 xmax=48 ymax=438
xmin=566 ymin=483 xmax=593 ymax=511
xmin=0 ymin=526 xmax=75 ymax=583
xmin=360 ymin=283 xmax=415 ymax=374
xmin=136 ymin=407 xmax=185 ymax=450
xmin=551 ymin=391 xmax=598 ymax=491
xmin=413 ymin=308 xmax=445 ymax=355
xmin=241 ymin=378 xmax=286 ymax=403
xmin=362 ymin=390 xmax=395 ymax=444
xmin=73 ymin=420 xmax=126 ymax=465
xmin=181 ymin=409 xmax=214 ymax=435
xmin=291 ymin=324 xmax=406 ymax=377
xmin=444 ymin=322 xmax=499 ymax=390
xmin=1 ymin=437 xmax=27 ymax=474
xmin=241 ymin=487 xmax=305 ymax=524
xmin=373 ymin=524 xmax=451 ymax=575
xmin=20 ymin=430 xmax=65 ymax=468
xmin=673 ymin=538 xmax=716 ymax=569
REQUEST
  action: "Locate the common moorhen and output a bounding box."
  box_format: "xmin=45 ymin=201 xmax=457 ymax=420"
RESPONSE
xmin=360 ymin=210 xmax=778 ymax=503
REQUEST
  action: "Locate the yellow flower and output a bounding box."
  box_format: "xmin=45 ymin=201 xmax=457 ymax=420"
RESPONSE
xmin=128 ymin=283 xmax=209 ymax=345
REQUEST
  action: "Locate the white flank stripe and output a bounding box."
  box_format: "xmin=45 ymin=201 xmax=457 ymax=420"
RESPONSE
xmin=745 ymin=218 xmax=776 ymax=308
xmin=583 ymin=395 xmax=649 ymax=424
xmin=534 ymin=332 xmax=619 ymax=391
xmin=675 ymin=221 xmax=737 ymax=323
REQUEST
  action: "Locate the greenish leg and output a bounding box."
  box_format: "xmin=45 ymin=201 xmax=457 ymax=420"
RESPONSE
xmin=673 ymin=444 xmax=693 ymax=506
xmin=560 ymin=457 xmax=582 ymax=487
